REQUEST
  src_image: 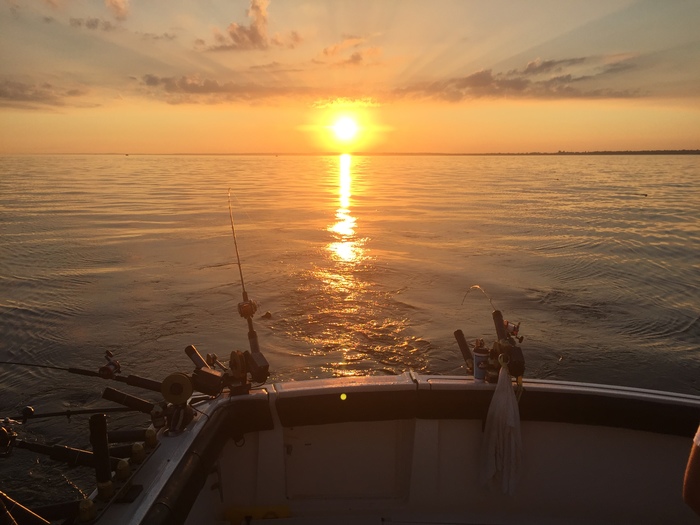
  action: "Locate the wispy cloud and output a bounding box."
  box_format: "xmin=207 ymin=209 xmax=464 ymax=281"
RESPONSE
xmin=69 ymin=17 xmax=118 ymax=32
xmin=0 ymin=79 xmax=89 ymax=109
xmin=312 ymin=97 xmax=381 ymax=109
xmin=337 ymin=47 xmax=381 ymax=67
xmin=138 ymin=71 xmax=390 ymax=106
xmin=139 ymin=73 xmax=312 ymax=104
xmin=137 ymin=31 xmax=177 ymax=41
xmin=316 ymin=34 xmax=382 ymax=68
xmin=396 ymin=55 xmax=642 ymax=101
xmin=322 ymin=35 xmax=366 ymax=57
xmin=200 ymin=0 xmax=302 ymax=51
xmin=516 ymin=57 xmax=587 ymax=76
xmin=136 ymin=52 xmax=643 ymax=107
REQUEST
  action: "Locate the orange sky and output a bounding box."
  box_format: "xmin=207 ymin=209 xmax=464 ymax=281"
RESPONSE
xmin=1 ymin=0 xmax=699 ymax=154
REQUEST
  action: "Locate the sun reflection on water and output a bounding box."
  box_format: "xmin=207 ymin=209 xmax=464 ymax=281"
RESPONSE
xmin=274 ymin=154 xmax=430 ymax=377
xmin=328 ymin=154 xmax=365 ymax=263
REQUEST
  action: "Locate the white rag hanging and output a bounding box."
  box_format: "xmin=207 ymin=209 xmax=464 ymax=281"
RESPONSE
xmin=480 ymin=365 xmax=522 ymax=495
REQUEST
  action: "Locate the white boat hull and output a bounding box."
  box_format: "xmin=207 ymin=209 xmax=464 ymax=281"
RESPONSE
xmin=95 ymin=373 xmax=700 ymax=525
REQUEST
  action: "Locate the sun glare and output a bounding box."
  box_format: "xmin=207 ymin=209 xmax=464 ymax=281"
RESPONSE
xmin=332 ymin=117 xmax=359 ymax=142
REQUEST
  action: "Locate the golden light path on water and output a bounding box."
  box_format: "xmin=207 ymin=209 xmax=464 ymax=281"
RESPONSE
xmin=283 ymin=153 xmax=430 ymax=377
xmin=320 ymin=153 xmax=369 ymax=375
xmin=328 ymin=154 xmax=363 ymax=263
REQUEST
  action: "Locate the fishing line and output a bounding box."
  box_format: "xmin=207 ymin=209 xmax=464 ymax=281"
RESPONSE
xmin=0 ymin=361 xmax=71 ymax=372
xmin=58 ymin=470 xmax=88 ymax=499
xmin=228 ymin=188 xmax=248 ymax=296
xmin=461 ymin=285 xmax=497 ymax=310
xmin=188 ymin=399 xmax=212 ymax=421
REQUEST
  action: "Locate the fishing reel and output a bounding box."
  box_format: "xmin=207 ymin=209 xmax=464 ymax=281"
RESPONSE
xmin=99 ymin=350 xmax=120 ymax=379
xmin=161 ymin=344 xmax=270 ymax=405
xmin=504 ymin=319 xmax=523 ymax=343
xmin=0 ymin=419 xmax=18 ymax=457
xmin=0 ymin=406 xmax=39 ymax=456
xmin=238 ymin=299 xmax=258 ymax=319
xmin=490 ymin=310 xmax=525 ymax=379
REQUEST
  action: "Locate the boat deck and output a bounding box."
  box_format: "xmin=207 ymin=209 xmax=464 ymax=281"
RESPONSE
xmin=94 ymin=373 xmax=700 ymax=525
xmin=185 ymin=374 xmax=700 ymax=525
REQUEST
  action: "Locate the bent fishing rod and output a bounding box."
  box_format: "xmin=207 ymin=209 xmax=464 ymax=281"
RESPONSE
xmin=227 ymin=189 xmax=269 ymax=383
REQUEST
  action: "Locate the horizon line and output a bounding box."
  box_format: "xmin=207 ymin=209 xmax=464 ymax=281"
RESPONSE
xmin=5 ymin=149 xmax=700 ymax=157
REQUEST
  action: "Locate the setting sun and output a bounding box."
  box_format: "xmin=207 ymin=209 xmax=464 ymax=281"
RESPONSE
xmin=332 ymin=117 xmax=359 ymax=142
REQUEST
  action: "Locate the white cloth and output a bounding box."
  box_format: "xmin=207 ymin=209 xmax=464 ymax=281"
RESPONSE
xmin=694 ymin=424 xmax=700 ymax=447
xmin=480 ymin=366 xmax=522 ymax=495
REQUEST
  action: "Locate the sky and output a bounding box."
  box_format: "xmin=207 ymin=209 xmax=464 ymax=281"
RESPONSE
xmin=1 ymin=0 xmax=699 ymax=154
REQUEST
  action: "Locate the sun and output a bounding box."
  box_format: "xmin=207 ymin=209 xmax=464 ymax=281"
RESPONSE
xmin=332 ymin=116 xmax=359 ymax=142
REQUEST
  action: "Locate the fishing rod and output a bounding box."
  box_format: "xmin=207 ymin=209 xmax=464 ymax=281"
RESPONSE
xmin=2 ymin=386 xmax=156 ymax=423
xmin=228 ymin=188 xmax=249 ymax=304
xmin=0 ymin=353 xmax=162 ymax=393
xmin=227 ymin=189 xmax=269 ymax=384
xmin=461 ymin=284 xmax=497 ymax=310
xmin=5 ymin=406 xmax=133 ymax=424
xmin=0 ymin=361 xmax=70 ymax=372
xmin=157 ymin=193 xmax=271 ymax=398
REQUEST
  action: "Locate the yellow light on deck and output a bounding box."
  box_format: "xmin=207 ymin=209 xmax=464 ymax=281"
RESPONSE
xmin=340 ymin=393 xmax=347 ymax=401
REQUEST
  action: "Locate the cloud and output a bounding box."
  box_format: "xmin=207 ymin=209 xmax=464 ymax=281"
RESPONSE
xmin=0 ymin=79 xmax=88 ymax=109
xmin=105 ymin=0 xmax=129 ymax=20
xmin=69 ymin=17 xmax=118 ymax=32
xmin=323 ymin=35 xmax=366 ymax=57
xmin=202 ymin=0 xmax=302 ymax=51
xmin=271 ymin=30 xmax=302 ymax=49
xmin=247 ymin=61 xmax=304 ymax=73
xmin=518 ymin=57 xmax=587 ymax=76
xmin=316 ymin=35 xmax=381 ymax=68
xmin=312 ymin=97 xmax=381 ymax=109
xmin=138 ymin=31 xmax=177 ymax=41
xmin=224 ymin=0 xmax=268 ymax=50
xmin=249 ymin=61 xmax=283 ymax=71
xmin=132 ymin=51 xmax=643 ymax=108
xmin=138 ymin=73 xmax=311 ymax=103
xmin=396 ymin=55 xmax=641 ymax=101
xmin=138 ymin=73 xmax=392 ymax=106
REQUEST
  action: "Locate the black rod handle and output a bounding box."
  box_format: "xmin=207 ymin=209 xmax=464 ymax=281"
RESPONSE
xmin=107 ymin=429 xmax=149 ymax=443
xmin=453 ymin=330 xmax=473 ymax=367
xmin=113 ymin=374 xmax=162 ymax=393
xmin=493 ymin=310 xmax=508 ymax=341
xmin=67 ymin=367 xmax=101 ymax=378
xmin=102 ymin=387 xmax=154 ymax=414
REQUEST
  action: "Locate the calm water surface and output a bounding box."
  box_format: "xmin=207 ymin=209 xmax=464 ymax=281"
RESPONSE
xmin=1 ymin=154 xmax=699 ymax=503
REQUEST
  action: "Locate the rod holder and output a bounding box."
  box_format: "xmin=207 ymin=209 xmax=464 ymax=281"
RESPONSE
xmin=89 ymin=414 xmax=113 ymax=500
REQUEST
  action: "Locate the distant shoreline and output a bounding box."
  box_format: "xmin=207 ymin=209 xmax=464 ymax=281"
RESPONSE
xmin=348 ymin=150 xmax=700 ymax=156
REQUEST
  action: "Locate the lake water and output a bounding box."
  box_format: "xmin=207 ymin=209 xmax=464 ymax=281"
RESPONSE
xmin=1 ymin=153 xmax=699 ymax=504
